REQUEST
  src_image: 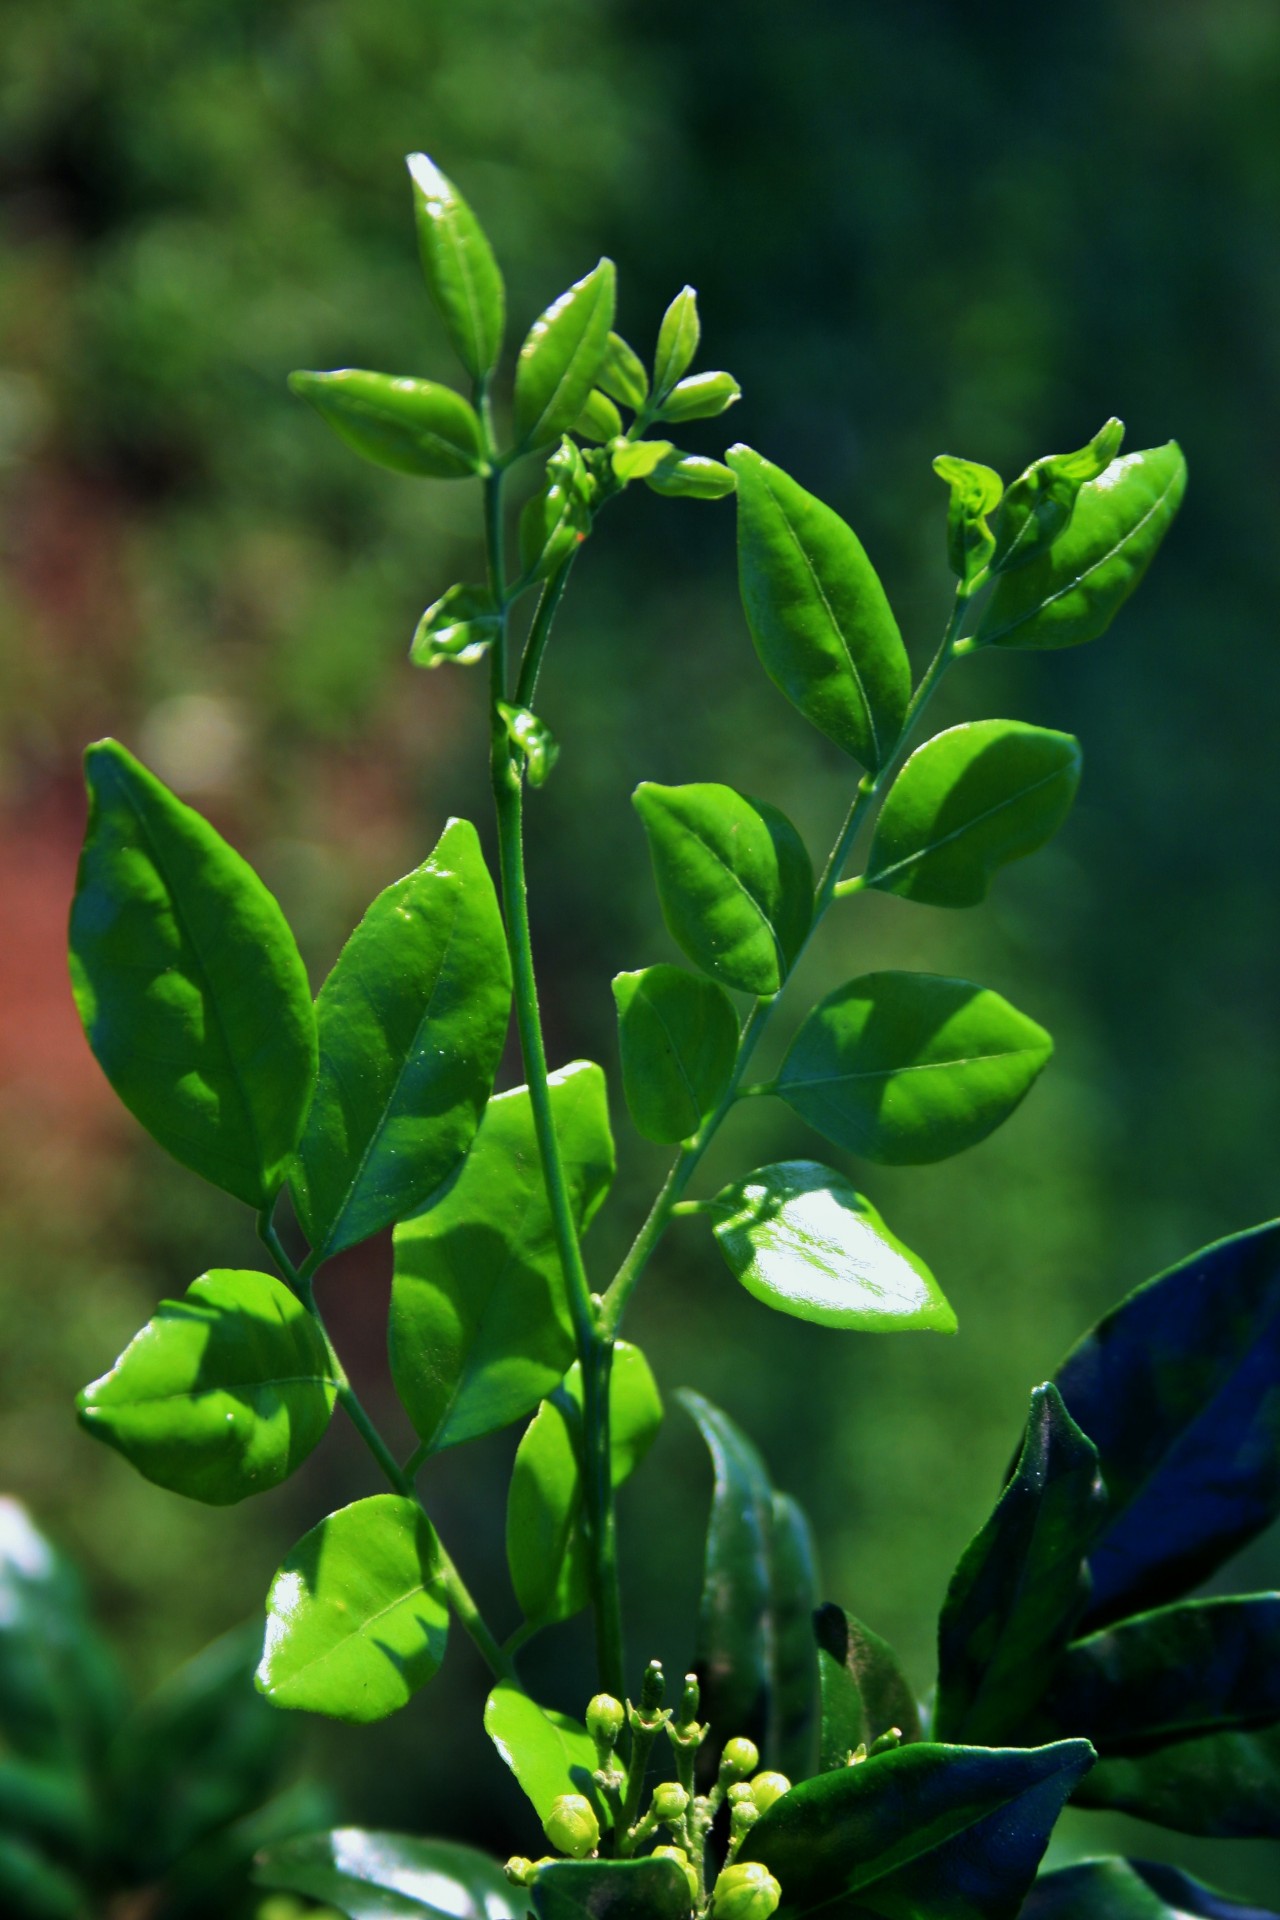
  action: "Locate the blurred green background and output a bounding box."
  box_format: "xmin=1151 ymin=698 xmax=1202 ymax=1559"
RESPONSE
xmin=2 ymin=0 xmax=1278 ymax=1902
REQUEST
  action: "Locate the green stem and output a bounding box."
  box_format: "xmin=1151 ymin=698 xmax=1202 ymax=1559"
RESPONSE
xmin=601 ymin=583 xmax=973 ymax=1336
xmin=515 ymin=552 xmax=577 ymax=709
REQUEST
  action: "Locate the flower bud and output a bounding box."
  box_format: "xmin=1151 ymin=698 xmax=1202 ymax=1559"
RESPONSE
xmin=543 ymin=1793 xmax=600 ymax=1859
xmin=749 ymin=1771 xmax=791 ymax=1813
xmin=726 ymin=1781 xmax=755 ymax=1806
xmin=729 ymin=1799 xmax=759 ymax=1840
xmin=711 ymin=1861 xmax=782 ymax=1920
xmin=653 ymin=1844 xmax=699 ymax=1905
xmin=586 ymin=1693 xmax=626 ymax=1747
xmin=720 ymin=1737 xmax=759 ymax=1782
xmin=652 ymin=1781 xmax=690 ymax=1822
xmin=505 ymin=1858 xmax=537 ymax=1886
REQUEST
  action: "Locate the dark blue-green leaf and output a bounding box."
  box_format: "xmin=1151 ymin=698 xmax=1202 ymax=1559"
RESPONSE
xmin=1075 ymin=1722 xmax=1280 ymax=1839
xmin=408 ymin=153 xmax=505 ymax=383
xmin=291 ymin=817 xmax=511 ymax=1261
xmin=1024 ymin=1858 xmax=1278 ymax=1920
xmin=533 ymin=1857 xmax=692 ymax=1920
xmin=769 ymin=1494 xmax=820 ymax=1784
xmin=69 ymin=740 xmax=316 ymax=1209
xmin=815 ymin=1604 xmax=921 ymax=1771
xmin=257 ymin=1827 xmax=521 ymax=1920
xmin=613 ymin=965 xmax=738 ymax=1144
xmin=289 ymin=370 xmax=485 ymax=479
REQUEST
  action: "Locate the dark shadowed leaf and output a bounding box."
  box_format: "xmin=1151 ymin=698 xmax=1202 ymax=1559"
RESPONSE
xmin=769 ymin=1494 xmax=820 ymax=1784
xmin=1073 ymin=1723 xmax=1280 ymax=1839
xmin=613 ymin=965 xmax=738 ymax=1144
xmin=533 ymin=1856 xmax=692 ymax=1920
xmin=1023 ymin=1858 xmax=1279 ymax=1920
xmin=815 ymin=1604 xmax=921 ymax=1771
xmin=257 ymin=1827 xmax=521 ymax=1920
xmin=0 ymin=1500 xmax=123 ymax=1775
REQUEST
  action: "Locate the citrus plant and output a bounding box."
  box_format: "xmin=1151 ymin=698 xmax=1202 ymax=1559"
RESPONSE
xmin=61 ymin=155 xmax=1280 ymax=1920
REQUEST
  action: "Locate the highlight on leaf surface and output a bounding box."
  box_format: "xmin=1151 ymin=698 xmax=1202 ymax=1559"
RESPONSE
xmin=515 ymin=260 xmax=617 ymax=451
xmin=990 ymin=417 xmax=1125 ymax=574
xmin=932 ymin=453 xmax=1002 ymax=586
xmin=653 ymin=285 xmax=701 ymax=399
xmin=410 ymin=583 xmax=501 ymax=669
xmin=407 ymin=151 xmax=505 ymax=382
xmin=484 ymin=1684 xmax=602 ymax=1825
xmin=258 ymin=1829 xmax=524 ymax=1920
xmin=708 ymin=1160 xmax=954 ymax=1333
xmin=288 ymin=369 xmax=485 ymax=479
xmin=644 ymin=452 xmax=737 ymax=500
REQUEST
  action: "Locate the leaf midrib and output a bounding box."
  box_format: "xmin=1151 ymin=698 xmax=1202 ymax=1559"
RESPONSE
xmin=867 ymin=762 xmax=1073 ymax=888
xmin=783 ymin=1045 xmax=1047 ymax=1093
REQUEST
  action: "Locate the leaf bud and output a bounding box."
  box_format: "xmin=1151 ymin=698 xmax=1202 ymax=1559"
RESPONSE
xmin=654 ymin=286 xmax=700 ymax=399
xmin=748 ymin=1771 xmax=791 ymax=1812
xmin=543 ymin=1793 xmax=600 ymax=1859
xmin=868 ymin=1726 xmax=903 ymax=1757
xmin=719 ymin=1736 xmax=759 ymax=1782
xmin=657 ymin=371 xmax=741 ymax=424
xmin=587 ymin=1693 xmax=626 ymax=1748
xmin=678 ymin=1673 xmax=701 ymax=1727
xmin=711 ymin=1861 xmax=782 ymax=1920
xmin=640 ymin=1659 xmax=666 ymax=1713
xmin=651 ymin=1781 xmax=690 ymax=1822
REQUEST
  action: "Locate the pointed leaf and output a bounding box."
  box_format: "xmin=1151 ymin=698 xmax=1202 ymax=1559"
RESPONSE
xmin=990 ymin=418 xmax=1125 ymax=573
xmin=519 ymin=480 xmax=590 ymax=584
xmin=612 ymin=439 xmax=675 ymax=484
xmin=515 ymin=262 xmax=616 ymax=452
xmin=574 ymin=388 xmax=623 ymax=443
xmin=507 ymin=1343 xmax=662 ymax=1628
xmin=815 ymin=1604 xmax=921 ymax=1771
xmin=644 ymin=453 xmax=736 ymax=500
xmin=1074 ymin=1722 xmax=1280 ymax=1839
xmin=770 ymin=1494 xmax=820 ymax=1784
xmin=596 ymin=332 xmax=649 ymax=412
xmin=499 ymin=703 xmax=559 ymax=789
xmin=408 ymin=153 xmax=505 ymax=382
xmin=741 ymin=1738 xmax=1094 ymax=1920
xmin=633 ymin=782 xmax=812 ymax=997
xmin=257 ymin=1828 xmax=522 ymax=1920
xmin=484 ymin=1684 xmax=601 ymax=1824
xmin=612 ymin=965 xmax=738 ymax=1144
xmin=656 ymin=372 xmax=741 ymax=424
xmin=1053 ymin=1219 xmax=1280 ymax=1628
xmin=777 ymin=971 xmax=1053 ymax=1164
xmin=390 ymin=1063 xmax=613 ymax=1455
xmin=935 ymin=1385 xmax=1106 ymax=1744
xmin=976 ymin=442 xmax=1186 ymax=649
xmin=77 ymin=1269 xmax=335 ymax=1504
xmin=1024 ymin=1859 xmax=1279 ymax=1920
xmin=410 ymin=585 xmax=500 ymax=669
xmin=933 ymin=454 xmax=1002 ymax=587
xmin=257 ymin=1496 xmax=448 ymax=1722
xmin=708 ymin=1159 xmax=954 ymax=1332
xmin=69 ymin=741 xmax=315 ymax=1209
xmin=864 ymin=720 xmax=1082 ymax=908
xmin=291 ymin=818 xmax=511 ymax=1260
xmin=727 ymin=446 xmax=910 ymax=770
xmin=533 ymin=1858 xmax=692 ymax=1920
xmin=289 ymin=371 xmax=484 ymax=479
xmin=653 ymin=287 xmax=700 ymax=399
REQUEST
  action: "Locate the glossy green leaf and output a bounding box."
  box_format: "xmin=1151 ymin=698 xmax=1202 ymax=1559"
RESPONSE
xmin=934 ymin=1385 xmax=1106 ymax=1745
xmin=933 ymin=454 xmax=1002 ymax=586
xmin=612 ymin=964 xmax=738 ymax=1143
xmin=257 ymin=1495 xmax=448 ymax=1723
xmin=507 ymin=1342 xmax=662 ymax=1627
xmin=258 ymin=1828 xmax=522 ymax=1920
xmin=990 ymin=418 xmax=1125 ymax=573
xmin=1024 ymin=1858 xmax=1279 ymax=1920
xmin=484 ymin=1684 xmax=601 ymax=1824
xmin=815 ymin=1604 xmax=921 ymax=1771
xmin=69 ymin=739 xmax=316 ymax=1209
xmin=644 ymin=453 xmax=736 ymax=500
xmin=633 ymin=782 xmax=813 ymax=997
xmin=596 ymin=332 xmax=649 ymax=412
xmin=611 ymin=439 xmax=675 ymax=484
xmin=680 ymin=1391 xmax=816 ymax=1772
xmin=534 ymin=1859 xmax=692 ymax=1920
xmin=864 ymin=720 xmax=1082 ymax=908
xmin=657 ymin=372 xmax=741 ymax=423
xmin=0 ymin=1500 xmax=123 ymax=1774
xmin=410 ymin=585 xmax=500 ymax=669
xmin=975 ymin=442 xmax=1187 ymax=649
xmin=407 ymin=152 xmax=505 ymax=383
xmin=1053 ymin=1219 xmax=1280 ymax=1629
xmin=390 ymin=1063 xmax=614 ymax=1455
xmin=770 ymin=1493 xmax=820 ymax=1784
xmin=741 ymin=1738 xmax=1094 ymax=1920
xmin=727 ymin=446 xmax=910 ymax=770
xmin=291 ymin=817 xmax=511 ymax=1260
xmin=288 ymin=371 xmax=484 ymax=480
xmin=653 ymin=286 xmax=700 ymax=399
xmin=77 ymin=1269 xmax=335 ymax=1505
xmin=515 ymin=261 xmax=616 ymax=452
xmin=574 ymin=388 xmax=623 ymax=443
xmin=776 ymin=971 xmax=1053 ymax=1164
xmin=499 ymin=703 xmax=559 ymax=788
xmin=519 ymin=454 xmax=591 ymax=584
xmin=708 ymin=1159 xmax=955 ymax=1332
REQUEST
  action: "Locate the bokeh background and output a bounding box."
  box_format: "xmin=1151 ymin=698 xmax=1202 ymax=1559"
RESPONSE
xmin=2 ymin=0 xmax=1279 ymax=1902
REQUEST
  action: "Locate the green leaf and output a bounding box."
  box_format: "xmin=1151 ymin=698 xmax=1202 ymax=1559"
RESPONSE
xmin=407 ymin=152 xmax=505 ymax=383
xmin=727 ymin=446 xmax=910 ymax=770
xmin=644 ymin=453 xmax=737 ymax=500
xmin=1053 ymin=1219 xmax=1280 ymax=1629
xmin=596 ymin=332 xmax=649 ymax=412
xmin=864 ymin=720 xmax=1082 ymax=908
xmin=506 ymin=1343 xmax=663 ymax=1628
xmin=633 ymin=782 xmax=813 ymax=997
xmin=291 ymin=817 xmax=511 ymax=1261
xmin=990 ymin=418 xmax=1125 ymax=573
xmin=484 ymin=1684 xmax=601 ymax=1824
xmin=708 ymin=1159 xmax=955 ymax=1333
xmin=975 ymin=442 xmax=1187 ymax=649
xmin=0 ymin=1500 xmax=123 ymax=1773
xmin=499 ymin=703 xmax=559 ymax=788
xmin=76 ymin=1269 xmax=335 ymax=1505
xmin=574 ymin=388 xmax=623 ymax=443
xmin=776 ymin=971 xmax=1053 ymax=1164
xmin=934 ymin=1385 xmax=1106 ymax=1745
xmin=410 ymin=585 xmax=501 ymax=669
xmin=656 ymin=372 xmax=742 ymax=423
xmin=533 ymin=1858 xmax=693 ymax=1920
xmin=257 ymin=1495 xmax=448 ymax=1723
xmin=815 ymin=1604 xmax=921 ymax=1771
xmin=611 ymin=439 xmax=675 ymax=484
xmin=0 ymin=1833 xmax=86 ymax=1920
xmin=680 ymin=1391 xmax=817 ymax=1772
xmin=390 ymin=1062 xmax=614 ymax=1455
xmin=653 ymin=286 xmax=700 ymax=398
xmin=257 ymin=1828 xmax=522 ymax=1920
xmin=515 ymin=261 xmax=617 ymax=452
xmin=612 ymin=964 xmax=738 ymax=1144
xmin=740 ymin=1738 xmax=1094 ymax=1920
xmin=69 ymin=740 xmax=316 ymax=1209
xmin=1074 ymin=1722 xmax=1280 ymax=1840
xmin=519 ymin=483 xmax=589 ymax=585
xmin=770 ymin=1493 xmax=821 ymax=1784
xmin=288 ymin=370 xmax=485 ymax=480
xmin=1024 ymin=1858 xmax=1279 ymax=1920
xmin=933 ymin=454 xmax=1002 ymax=587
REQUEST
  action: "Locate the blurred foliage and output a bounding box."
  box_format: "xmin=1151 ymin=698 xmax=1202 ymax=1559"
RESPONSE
xmin=1 ymin=0 xmax=1278 ymax=1901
